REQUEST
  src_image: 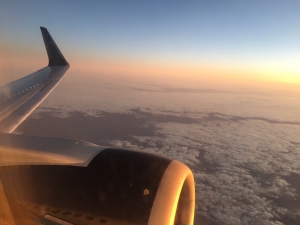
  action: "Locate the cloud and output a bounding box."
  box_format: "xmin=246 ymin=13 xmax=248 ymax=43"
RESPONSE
xmin=20 ymin=77 xmax=300 ymax=225
xmin=24 ymin=105 xmax=300 ymax=225
xmin=36 ymin=75 xmax=300 ymax=123
xmin=109 ymin=118 xmax=300 ymax=225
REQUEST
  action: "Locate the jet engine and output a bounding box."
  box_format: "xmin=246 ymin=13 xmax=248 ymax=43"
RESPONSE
xmin=0 ymin=133 xmax=195 ymax=225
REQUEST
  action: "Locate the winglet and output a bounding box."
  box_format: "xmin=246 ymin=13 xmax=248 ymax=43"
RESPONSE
xmin=40 ymin=27 xmax=69 ymax=66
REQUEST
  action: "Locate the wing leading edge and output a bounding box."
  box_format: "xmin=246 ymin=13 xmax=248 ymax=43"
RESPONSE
xmin=0 ymin=27 xmax=70 ymax=133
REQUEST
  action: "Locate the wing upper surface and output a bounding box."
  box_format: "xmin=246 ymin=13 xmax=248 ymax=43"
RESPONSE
xmin=0 ymin=27 xmax=69 ymax=132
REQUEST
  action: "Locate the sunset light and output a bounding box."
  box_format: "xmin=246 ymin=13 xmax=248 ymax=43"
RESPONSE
xmin=1 ymin=1 xmax=300 ymax=225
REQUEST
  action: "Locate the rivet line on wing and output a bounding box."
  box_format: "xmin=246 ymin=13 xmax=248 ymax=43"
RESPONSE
xmin=1 ymin=82 xmax=42 ymax=104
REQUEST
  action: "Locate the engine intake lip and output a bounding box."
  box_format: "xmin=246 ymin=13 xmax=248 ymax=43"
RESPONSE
xmin=148 ymin=160 xmax=195 ymax=225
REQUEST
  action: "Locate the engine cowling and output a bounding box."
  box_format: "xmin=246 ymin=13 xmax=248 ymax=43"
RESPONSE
xmin=0 ymin=133 xmax=195 ymax=225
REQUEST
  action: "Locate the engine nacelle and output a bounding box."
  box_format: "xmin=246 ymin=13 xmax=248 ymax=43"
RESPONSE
xmin=0 ymin=133 xmax=195 ymax=225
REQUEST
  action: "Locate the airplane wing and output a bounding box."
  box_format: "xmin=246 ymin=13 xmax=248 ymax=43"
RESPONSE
xmin=0 ymin=27 xmax=69 ymax=133
xmin=0 ymin=28 xmax=195 ymax=225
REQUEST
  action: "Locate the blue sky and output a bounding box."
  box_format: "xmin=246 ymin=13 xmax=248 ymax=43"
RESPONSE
xmin=1 ymin=0 xmax=300 ymax=84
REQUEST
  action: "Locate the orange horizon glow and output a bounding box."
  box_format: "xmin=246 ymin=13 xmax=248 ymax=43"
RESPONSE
xmin=69 ymin=55 xmax=300 ymax=87
xmin=1 ymin=46 xmax=300 ymax=90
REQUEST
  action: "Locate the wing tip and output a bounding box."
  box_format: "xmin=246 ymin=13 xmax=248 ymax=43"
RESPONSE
xmin=40 ymin=27 xmax=69 ymax=67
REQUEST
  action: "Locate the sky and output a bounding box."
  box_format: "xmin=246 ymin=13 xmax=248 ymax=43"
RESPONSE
xmin=1 ymin=0 xmax=300 ymax=88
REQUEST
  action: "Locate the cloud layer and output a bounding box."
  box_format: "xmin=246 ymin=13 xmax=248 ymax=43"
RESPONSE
xmin=17 ymin=78 xmax=300 ymax=225
xmin=111 ymin=117 xmax=300 ymax=225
